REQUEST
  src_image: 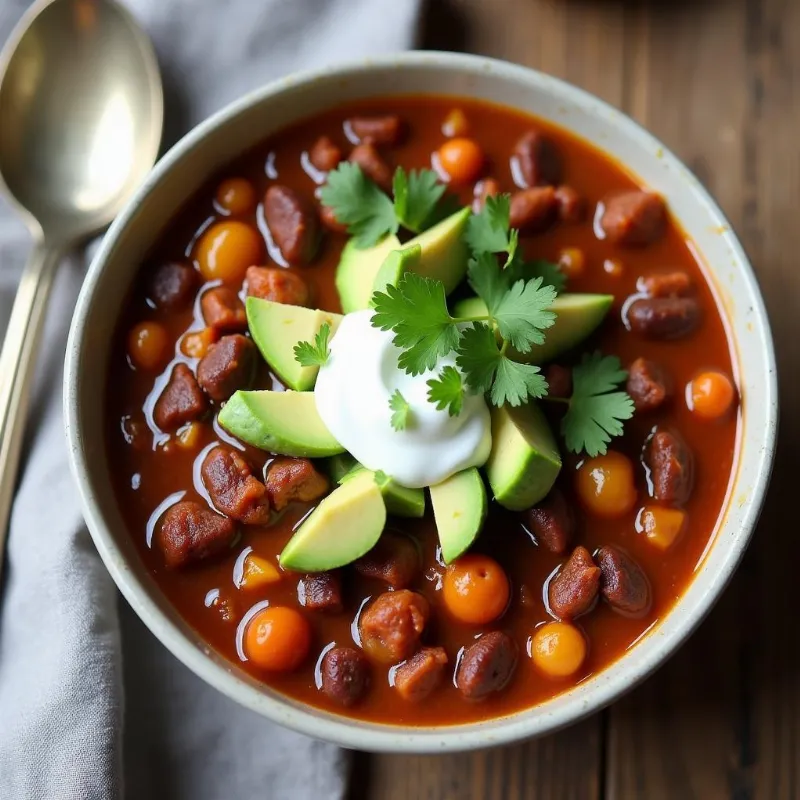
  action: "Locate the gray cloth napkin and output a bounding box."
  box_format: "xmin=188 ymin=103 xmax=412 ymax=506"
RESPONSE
xmin=0 ymin=1 xmax=421 ymax=797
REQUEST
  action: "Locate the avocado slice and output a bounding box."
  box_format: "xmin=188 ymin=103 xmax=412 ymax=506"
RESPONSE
xmin=335 ymin=207 xmax=471 ymax=312
xmin=452 ymin=293 xmax=613 ymax=364
xmin=429 ymin=467 xmax=488 ymax=563
xmin=280 ymin=470 xmax=387 ymax=571
xmin=218 ymin=390 xmax=344 ymax=457
xmin=372 ymin=244 xmax=422 ymax=296
xmin=335 ymin=234 xmax=401 ymax=313
xmin=485 ymin=402 xmax=561 ymax=511
xmin=339 ymin=464 xmax=426 ymax=518
xmin=246 ymin=298 xmax=343 ymax=391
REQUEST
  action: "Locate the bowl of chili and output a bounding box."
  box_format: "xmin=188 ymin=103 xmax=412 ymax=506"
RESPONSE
xmin=65 ymin=52 xmax=777 ymax=752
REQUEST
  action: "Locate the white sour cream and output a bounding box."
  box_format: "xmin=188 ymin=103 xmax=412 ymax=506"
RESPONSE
xmin=314 ymin=310 xmax=492 ymax=488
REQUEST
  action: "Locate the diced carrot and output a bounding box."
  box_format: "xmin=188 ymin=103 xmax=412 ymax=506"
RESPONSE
xmin=638 ymin=505 xmax=687 ymax=550
xmin=240 ymin=554 xmax=282 ymax=590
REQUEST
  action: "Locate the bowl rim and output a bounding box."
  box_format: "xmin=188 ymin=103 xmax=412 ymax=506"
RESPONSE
xmin=64 ymin=50 xmax=778 ymax=753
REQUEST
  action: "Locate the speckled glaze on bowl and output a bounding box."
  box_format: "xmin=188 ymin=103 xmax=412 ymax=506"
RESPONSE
xmin=64 ymin=52 xmax=777 ymax=753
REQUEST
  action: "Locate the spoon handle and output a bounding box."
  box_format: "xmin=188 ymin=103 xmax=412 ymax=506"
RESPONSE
xmin=0 ymin=243 xmax=61 ymax=574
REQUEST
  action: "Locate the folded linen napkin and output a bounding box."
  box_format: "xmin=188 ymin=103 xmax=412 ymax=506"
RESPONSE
xmin=0 ymin=1 xmax=421 ymax=797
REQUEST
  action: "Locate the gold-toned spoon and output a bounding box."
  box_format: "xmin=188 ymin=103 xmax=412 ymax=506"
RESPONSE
xmin=0 ymin=0 xmax=162 ymax=567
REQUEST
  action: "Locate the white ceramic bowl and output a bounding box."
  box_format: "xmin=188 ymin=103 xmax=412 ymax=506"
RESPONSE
xmin=64 ymin=52 xmax=777 ymax=753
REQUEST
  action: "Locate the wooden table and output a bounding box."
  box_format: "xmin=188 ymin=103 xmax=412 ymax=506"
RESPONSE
xmin=355 ymin=0 xmax=796 ymax=796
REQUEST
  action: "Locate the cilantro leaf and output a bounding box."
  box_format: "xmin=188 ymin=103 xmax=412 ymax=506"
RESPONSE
xmin=465 ymin=195 xmax=514 ymax=255
xmin=456 ymin=323 xmax=500 ymax=394
xmin=490 ymin=359 xmax=548 ymax=407
xmin=506 ymin=257 xmax=566 ymax=293
xmin=293 ymin=322 xmax=331 ymax=367
xmin=561 ymin=352 xmax=635 ymax=457
xmin=389 ymin=389 xmax=411 ymax=431
xmin=371 ymin=272 xmax=460 ymax=376
xmin=426 ymin=365 xmax=464 ymax=417
xmin=319 ymin=162 xmax=397 ymax=248
xmin=467 ymin=252 xmax=508 ymax=312
xmin=492 ymin=278 xmax=558 ymax=353
xmin=393 ymin=167 xmax=445 ymax=233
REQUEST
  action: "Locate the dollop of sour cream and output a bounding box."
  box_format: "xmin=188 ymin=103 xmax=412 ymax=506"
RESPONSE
xmin=314 ymin=310 xmax=492 ymax=488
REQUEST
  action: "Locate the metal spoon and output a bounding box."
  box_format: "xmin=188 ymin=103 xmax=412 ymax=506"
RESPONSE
xmin=0 ymin=0 xmax=162 ymax=566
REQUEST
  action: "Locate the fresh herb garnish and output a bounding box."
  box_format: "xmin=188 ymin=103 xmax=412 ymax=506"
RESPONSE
xmin=426 ymin=365 xmax=464 ymax=417
xmin=393 ymin=167 xmax=446 ymax=234
xmin=389 ymin=389 xmax=411 ymax=431
xmin=552 ymin=352 xmax=635 ymax=457
xmin=293 ymin=322 xmax=332 ymax=367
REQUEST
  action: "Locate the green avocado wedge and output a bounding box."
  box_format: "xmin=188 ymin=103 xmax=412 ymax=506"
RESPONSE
xmin=335 ymin=234 xmax=401 ymax=313
xmin=279 ymin=470 xmax=387 ymax=571
xmin=452 ymin=293 xmax=613 ymax=364
xmin=429 ymin=468 xmax=488 ymax=564
xmin=339 ymin=464 xmax=426 ymax=518
xmin=218 ymin=390 xmax=344 ymax=457
xmin=372 ymin=244 xmax=422 ymax=296
xmin=404 ymin=206 xmax=471 ymax=292
xmin=485 ymin=402 xmax=561 ymax=511
xmin=245 ymin=298 xmax=343 ymax=391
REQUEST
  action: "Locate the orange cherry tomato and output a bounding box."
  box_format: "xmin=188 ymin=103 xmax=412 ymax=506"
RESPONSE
xmin=127 ymin=321 xmax=169 ymax=370
xmin=435 ymin=137 xmax=484 ymax=185
xmin=531 ymin=621 xmax=587 ymax=678
xmin=687 ymin=371 xmax=736 ymax=420
xmin=244 ymin=606 xmax=311 ymax=672
xmin=442 ymin=554 xmax=510 ymax=625
xmin=195 ymin=220 xmax=262 ymax=284
xmin=215 ymin=177 xmax=257 ymax=216
xmin=576 ymin=451 xmax=637 ymax=518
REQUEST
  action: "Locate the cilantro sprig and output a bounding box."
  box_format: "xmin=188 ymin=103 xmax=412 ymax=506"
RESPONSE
xmin=293 ymin=322 xmax=331 ymax=367
xmin=427 ymin=365 xmax=464 ymax=417
xmin=389 ymin=389 xmax=411 ymax=431
xmin=320 ymin=163 xmax=447 ymax=248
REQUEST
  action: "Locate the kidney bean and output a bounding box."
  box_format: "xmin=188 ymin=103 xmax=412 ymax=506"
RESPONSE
xmin=394 ymin=647 xmax=448 ymax=702
xmin=640 ymin=270 xmax=692 ymax=298
xmin=548 ymin=546 xmax=601 ymax=619
xmin=544 ymin=364 xmax=572 ymax=399
xmin=523 ymin=488 xmax=574 ymax=555
xmin=153 ymin=363 xmax=208 ymax=431
xmin=319 ymin=204 xmax=348 ymax=234
xmin=512 ymin=129 xmax=562 ymax=187
xmin=554 ymin=185 xmax=585 ymax=223
xmin=308 ymin=135 xmax=342 ymax=172
xmin=245 ymin=265 xmax=310 ymax=307
xmin=201 ymin=446 xmax=271 ymax=525
xmin=354 ymin=533 xmax=420 ymax=589
xmin=201 ymin=287 xmax=247 ymax=332
xmin=596 ymin=545 xmax=651 ymax=615
xmin=196 ymin=334 xmax=256 ymax=403
xmin=626 ymin=296 xmax=701 ymax=340
xmin=321 ymin=647 xmax=370 ymax=707
xmin=264 ymin=185 xmax=320 ymax=266
xmin=149 ymin=260 xmax=197 ymax=310
xmin=349 ymin=143 xmax=393 ymax=191
xmin=644 ymin=428 xmax=694 ymax=505
xmin=472 ymin=177 xmax=501 ymax=212
xmin=456 ymin=631 xmax=518 ymax=700
xmin=297 ymin=572 xmax=342 ymax=613
xmin=627 ymin=357 xmax=672 ymax=412
xmin=265 ymin=457 xmax=330 ymax=511
xmin=600 ymin=191 xmax=666 ymax=246
xmin=509 ymin=187 xmax=558 ymax=233
xmin=157 ymin=500 xmax=237 ymax=568
xmin=359 ymin=590 xmax=430 ymax=664
xmin=346 ymin=115 xmax=404 ymax=146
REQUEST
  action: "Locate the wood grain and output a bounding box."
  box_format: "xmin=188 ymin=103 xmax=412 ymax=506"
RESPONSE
xmin=358 ymin=0 xmax=797 ymax=796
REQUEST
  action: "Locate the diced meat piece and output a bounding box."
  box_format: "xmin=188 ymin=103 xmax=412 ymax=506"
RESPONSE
xmin=308 ymin=135 xmax=342 ymax=173
xmin=644 ymin=428 xmax=694 ymax=505
xmin=297 ymin=572 xmax=342 ymax=613
xmin=321 ymin=646 xmax=370 ymax=707
xmin=627 ymin=357 xmax=672 ymax=412
xmin=640 ymin=270 xmax=692 ymax=298
xmin=600 ymin=191 xmax=666 ymax=246
xmin=265 ymin=457 xmax=330 ymax=511
xmin=196 ymin=334 xmax=256 ymax=402
xmin=394 ymin=647 xmax=448 ymax=702
xmin=201 ymin=445 xmax=271 ymax=525
xmin=358 ymin=590 xmax=430 ymax=664
xmin=509 ymin=187 xmax=558 ymax=233
xmin=201 ymin=286 xmax=247 ymax=332
xmin=626 ymin=297 xmax=701 ymax=340
xmin=349 ymin=143 xmax=392 ymax=191
xmin=554 ymin=185 xmax=585 ymax=223
xmin=512 ymin=129 xmax=562 ymax=187
xmin=523 ymin=488 xmax=574 ymax=554
xmin=353 ymin=533 xmax=420 ymax=589
xmin=456 ymin=631 xmax=518 ymax=700
xmin=149 ymin=260 xmax=198 ymax=310
xmin=319 ymin=204 xmax=348 ymax=234
xmin=472 ymin=177 xmax=501 ymax=213
xmin=153 ymin=363 xmax=208 ymax=431
xmin=157 ymin=500 xmax=237 ymax=568
xmin=264 ymin=185 xmax=320 ymax=266
xmin=245 ymin=265 xmax=310 ymax=307
xmin=596 ymin=545 xmax=651 ymax=615
xmin=547 ymin=546 xmax=601 ymax=619
xmin=544 ymin=364 xmax=572 ymax=399
xmin=346 ymin=115 xmax=404 ymax=146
